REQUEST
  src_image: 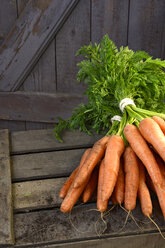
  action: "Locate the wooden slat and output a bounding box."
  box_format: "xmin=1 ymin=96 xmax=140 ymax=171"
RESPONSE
xmin=13 ymin=178 xmax=64 ymax=211
xmin=12 ymin=149 xmax=86 ymax=181
xmin=19 ymin=39 xmax=56 ymax=93
xmin=0 ymin=130 xmax=14 ymax=245
xmin=21 ymin=233 xmax=165 ymax=248
xmin=0 ymin=120 xmax=26 ymax=131
xmin=13 ymin=200 xmax=165 ymax=246
xmin=91 ymin=0 xmax=129 ymax=46
xmin=128 ymin=0 xmax=165 ymax=58
xmin=17 ymin=0 xmax=28 ymax=15
xmin=56 ymin=0 xmax=90 ymax=94
xmin=0 ymin=0 xmax=79 ymax=91
xmin=0 ymin=92 xmax=87 ymax=123
xmin=0 ymin=0 xmax=17 ymax=46
xmin=11 ymin=129 xmax=102 ymax=154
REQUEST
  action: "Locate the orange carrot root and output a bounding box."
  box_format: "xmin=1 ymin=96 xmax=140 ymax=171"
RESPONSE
xmin=74 ymin=136 xmax=109 ymax=188
xmin=139 ymin=118 xmax=165 ymax=162
xmin=123 ymin=146 xmax=139 ymax=211
xmin=102 ymin=135 xmax=125 ymax=207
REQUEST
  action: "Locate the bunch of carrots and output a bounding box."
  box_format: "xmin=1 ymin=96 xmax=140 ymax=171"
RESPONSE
xmin=59 ymin=115 xmax=165 ymax=224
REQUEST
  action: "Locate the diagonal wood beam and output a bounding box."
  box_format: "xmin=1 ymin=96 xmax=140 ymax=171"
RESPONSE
xmin=0 ymin=0 xmax=79 ymax=91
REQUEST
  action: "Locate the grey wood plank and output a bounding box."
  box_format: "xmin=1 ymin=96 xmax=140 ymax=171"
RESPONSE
xmin=13 ymin=199 xmax=165 ymax=246
xmin=0 ymin=0 xmax=80 ymax=91
xmin=0 ymin=130 xmax=14 ymax=245
xmin=11 ymin=129 xmax=102 ymax=154
xmin=0 ymin=0 xmax=17 ymax=46
xmin=23 ymin=233 xmax=165 ymax=248
xmin=13 ymin=178 xmax=65 ymax=211
xmin=12 ymin=148 xmax=86 ymax=180
xmin=17 ymin=0 xmax=28 ymax=15
xmin=0 ymin=120 xmax=26 ymax=131
xmin=25 ymin=122 xmax=54 ymax=131
xmin=91 ymin=0 xmax=129 ymax=46
xmin=19 ymin=39 xmax=56 ymax=93
xmin=0 ymin=92 xmax=87 ymax=123
xmin=56 ymin=0 xmax=90 ymax=94
xmin=128 ymin=0 xmax=165 ymax=58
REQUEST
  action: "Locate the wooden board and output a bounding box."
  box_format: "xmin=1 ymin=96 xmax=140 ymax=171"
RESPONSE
xmin=0 ymin=130 xmax=14 ymax=245
xmin=56 ymin=0 xmax=90 ymax=94
xmin=0 ymin=0 xmax=79 ymax=91
xmin=13 ymin=200 xmax=165 ymax=246
xmin=13 ymin=178 xmax=64 ymax=211
xmin=0 ymin=0 xmax=17 ymax=46
xmin=12 ymin=148 xmax=86 ymax=181
xmin=25 ymin=234 xmax=165 ymax=248
xmin=0 ymin=92 xmax=87 ymax=123
xmin=128 ymin=0 xmax=165 ymax=58
xmin=11 ymin=129 xmax=102 ymax=154
xmin=19 ymin=38 xmax=56 ymax=93
xmin=91 ymin=0 xmax=129 ymax=46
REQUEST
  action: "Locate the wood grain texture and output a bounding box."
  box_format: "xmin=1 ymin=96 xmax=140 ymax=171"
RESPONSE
xmin=91 ymin=0 xmax=129 ymax=46
xmin=19 ymin=40 xmax=56 ymax=92
xmin=0 ymin=92 xmax=87 ymax=123
xmin=11 ymin=129 xmax=102 ymax=154
xmin=17 ymin=233 xmax=165 ymax=248
xmin=13 ymin=199 xmax=165 ymax=246
xmin=56 ymin=0 xmax=90 ymax=94
xmin=0 ymin=120 xmax=26 ymax=131
xmin=0 ymin=0 xmax=80 ymax=91
xmin=13 ymin=178 xmax=65 ymax=211
xmin=17 ymin=0 xmax=28 ymax=15
xmin=0 ymin=0 xmax=17 ymax=46
xmin=128 ymin=0 xmax=165 ymax=58
xmin=0 ymin=130 xmax=14 ymax=245
xmin=12 ymin=148 xmax=86 ymax=181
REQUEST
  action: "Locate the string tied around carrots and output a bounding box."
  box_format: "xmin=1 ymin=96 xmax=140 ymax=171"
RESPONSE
xmin=119 ymin=98 xmax=136 ymax=113
xmin=111 ymin=115 xmax=122 ymax=123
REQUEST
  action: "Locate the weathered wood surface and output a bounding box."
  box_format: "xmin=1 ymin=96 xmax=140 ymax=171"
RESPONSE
xmin=13 ymin=200 xmax=165 ymax=246
xmin=17 ymin=0 xmax=28 ymax=15
xmin=56 ymin=0 xmax=90 ymax=94
xmin=16 ymin=233 xmax=165 ymax=248
xmin=11 ymin=129 xmax=102 ymax=154
xmin=128 ymin=0 xmax=165 ymax=58
xmin=91 ymin=0 xmax=129 ymax=46
xmin=0 ymin=0 xmax=17 ymax=46
xmin=0 ymin=0 xmax=79 ymax=91
xmin=13 ymin=178 xmax=64 ymax=211
xmin=19 ymin=39 xmax=56 ymax=93
xmin=0 ymin=130 xmax=14 ymax=245
xmin=0 ymin=92 xmax=87 ymax=123
xmin=12 ymin=148 xmax=86 ymax=181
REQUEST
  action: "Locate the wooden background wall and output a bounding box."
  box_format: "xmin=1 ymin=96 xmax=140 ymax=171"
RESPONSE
xmin=0 ymin=0 xmax=165 ymax=131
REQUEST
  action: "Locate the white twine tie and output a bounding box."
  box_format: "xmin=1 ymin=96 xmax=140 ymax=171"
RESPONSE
xmin=119 ymin=98 xmax=136 ymax=113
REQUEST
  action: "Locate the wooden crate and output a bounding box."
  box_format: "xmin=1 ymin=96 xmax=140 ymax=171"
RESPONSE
xmin=1 ymin=128 xmax=165 ymax=247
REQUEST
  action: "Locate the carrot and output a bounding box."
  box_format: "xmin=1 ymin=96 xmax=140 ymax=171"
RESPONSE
xmin=73 ymin=136 xmax=109 ymax=188
xmin=101 ymin=135 xmax=125 ymax=208
xmin=97 ymin=159 xmax=108 ymax=212
xmin=154 ymin=183 xmax=165 ymax=219
xmin=82 ymin=166 xmax=98 ymax=203
xmin=124 ymin=124 xmax=163 ymax=187
xmin=60 ymin=149 xmax=92 ymax=213
xmin=138 ymin=160 xmax=152 ymax=216
xmin=113 ymin=158 xmax=125 ymax=205
xmin=139 ymin=118 xmax=165 ymax=162
xmin=124 ymin=146 xmax=139 ymax=211
xmin=59 ymin=148 xmax=91 ymax=199
xmin=59 ymin=167 xmax=79 ymax=199
xmin=111 ymin=191 xmax=118 ymax=206
xmin=154 ymin=152 xmax=165 ymax=179
xmin=152 ymin=116 xmax=165 ymax=135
